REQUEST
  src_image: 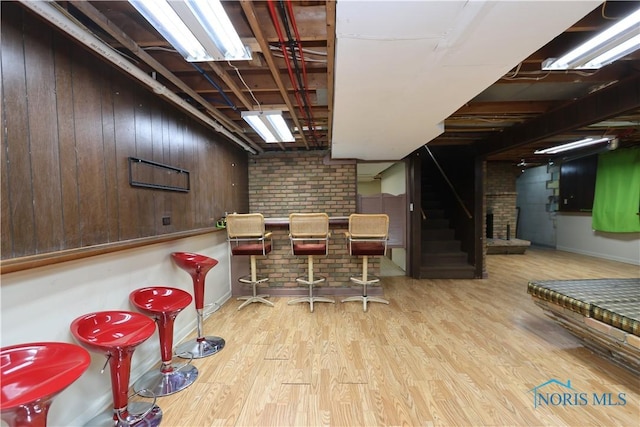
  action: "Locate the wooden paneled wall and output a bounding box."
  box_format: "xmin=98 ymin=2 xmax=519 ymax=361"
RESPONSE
xmin=1 ymin=3 xmax=249 ymax=260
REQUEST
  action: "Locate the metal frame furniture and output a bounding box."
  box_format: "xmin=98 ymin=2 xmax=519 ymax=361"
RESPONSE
xmin=227 ymin=213 xmax=274 ymax=310
xmin=287 ymin=213 xmax=335 ymax=312
xmin=70 ymin=311 xmax=162 ymax=427
xmin=171 ymin=252 xmax=225 ymax=358
xmin=342 ymin=214 xmax=390 ymax=311
xmin=129 ymin=287 xmax=198 ymax=396
xmin=1 ymin=342 xmax=90 ymax=427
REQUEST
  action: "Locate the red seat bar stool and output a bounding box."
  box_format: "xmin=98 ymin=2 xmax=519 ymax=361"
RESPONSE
xmin=129 ymin=287 xmax=198 ymax=396
xmin=70 ymin=311 xmax=162 ymax=427
xmin=1 ymin=342 xmax=90 ymax=427
xmin=171 ymin=252 xmax=225 ymax=358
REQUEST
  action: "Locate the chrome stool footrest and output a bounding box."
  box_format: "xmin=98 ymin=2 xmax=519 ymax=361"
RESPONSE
xmin=133 ymin=353 xmax=198 ymax=397
xmin=175 ymin=336 xmax=225 ymax=359
xmin=288 ymin=275 xmax=334 ymax=312
xmin=237 ymin=275 xmax=273 ymax=310
xmin=83 ymin=389 xmax=163 ymax=427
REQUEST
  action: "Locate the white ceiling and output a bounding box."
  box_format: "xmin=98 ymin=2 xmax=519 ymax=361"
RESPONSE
xmin=357 ymin=162 xmax=395 ymax=181
xmin=331 ymin=0 xmax=601 ymax=161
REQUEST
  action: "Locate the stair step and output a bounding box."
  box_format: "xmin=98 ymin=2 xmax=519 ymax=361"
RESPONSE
xmin=422 ymin=200 xmax=442 ymax=209
xmin=420 ymin=264 xmax=476 ymax=279
xmin=423 ymin=208 xmax=445 ymax=219
xmin=422 ymin=228 xmax=455 ymax=240
xmin=423 ymin=191 xmax=439 ymax=200
xmin=422 ymin=218 xmax=450 ymax=229
xmin=421 ymin=252 xmax=467 ymax=267
xmin=422 ymin=240 xmax=461 ymax=252
xmin=422 ymin=251 xmax=468 ymax=264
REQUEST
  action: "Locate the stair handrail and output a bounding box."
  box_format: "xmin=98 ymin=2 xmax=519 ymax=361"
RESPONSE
xmin=424 ymin=145 xmax=473 ymax=219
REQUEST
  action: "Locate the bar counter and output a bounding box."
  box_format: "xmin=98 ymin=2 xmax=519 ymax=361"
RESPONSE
xmin=230 ymin=216 xmax=383 ymax=298
xmin=263 ymin=216 xmax=349 ymax=227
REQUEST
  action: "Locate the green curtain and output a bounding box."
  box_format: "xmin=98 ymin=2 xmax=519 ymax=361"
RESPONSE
xmin=592 ymin=146 xmax=640 ymax=232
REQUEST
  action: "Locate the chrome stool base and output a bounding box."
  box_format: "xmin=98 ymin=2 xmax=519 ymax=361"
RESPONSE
xmin=288 ymin=276 xmax=334 ymax=312
xmin=175 ymin=337 xmax=225 ymax=359
xmin=237 ymin=295 xmax=274 ymax=310
xmin=342 ymin=276 xmax=388 ymax=312
xmin=133 ymin=363 xmax=198 ymax=397
xmin=84 ymin=403 xmax=162 ymax=427
xmin=237 ymin=275 xmax=273 ymax=310
xmin=288 ymin=296 xmax=335 ymax=313
xmin=341 ymin=295 xmax=389 ymax=312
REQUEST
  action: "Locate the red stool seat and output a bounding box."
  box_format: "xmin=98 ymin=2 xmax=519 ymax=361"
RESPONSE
xmin=231 ymin=242 xmax=272 ymax=256
xmin=70 ymin=311 xmax=162 ymax=427
xmin=291 ymin=242 xmax=327 ymax=256
xmin=350 ymin=241 xmax=386 ymax=256
xmin=171 ymin=252 xmax=225 ymax=358
xmin=130 ymin=287 xmax=198 ymax=396
xmin=171 ymin=252 xmax=218 ymax=279
xmin=1 ymin=342 xmax=90 ymax=427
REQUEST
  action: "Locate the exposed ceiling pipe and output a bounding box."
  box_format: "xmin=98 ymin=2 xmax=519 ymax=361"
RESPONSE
xmin=266 ymin=0 xmax=317 ymax=146
xmin=283 ymin=0 xmax=321 ymax=145
xmin=19 ymin=0 xmax=257 ymax=155
xmin=240 ymin=0 xmax=309 ymax=149
xmin=276 ymin=1 xmax=314 ymax=137
xmin=191 ymin=63 xmax=238 ymax=111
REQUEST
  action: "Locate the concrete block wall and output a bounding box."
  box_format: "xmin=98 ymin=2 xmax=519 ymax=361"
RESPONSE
xmin=247 ymin=151 xmax=375 ymax=289
xmin=486 ymin=162 xmax=520 ymax=239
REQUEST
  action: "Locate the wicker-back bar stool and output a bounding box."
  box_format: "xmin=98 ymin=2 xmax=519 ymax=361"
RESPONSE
xmin=226 ymin=213 xmax=274 ymax=310
xmin=287 ymin=213 xmax=335 ymax=312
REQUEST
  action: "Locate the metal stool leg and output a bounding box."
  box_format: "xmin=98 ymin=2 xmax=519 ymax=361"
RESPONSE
xmin=288 ymin=255 xmax=334 ymax=312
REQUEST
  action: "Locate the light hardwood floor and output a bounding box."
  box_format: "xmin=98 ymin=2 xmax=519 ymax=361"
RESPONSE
xmin=142 ymin=247 xmax=639 ymax=426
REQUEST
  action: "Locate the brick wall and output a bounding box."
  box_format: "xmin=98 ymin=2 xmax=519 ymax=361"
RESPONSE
xmin=486 ymin=162 xmax=520 ymax=239
xmin=249 ymin=151 xmax=356 ymax=217
xmin=247 ymin=151 xmax=371 ymax=289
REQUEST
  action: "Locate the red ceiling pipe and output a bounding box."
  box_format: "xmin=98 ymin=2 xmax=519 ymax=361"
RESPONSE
xmin=285 ymin=0 xmax=320 ymax=143
xmin=266 ymin=0 xmax=315 ymax=143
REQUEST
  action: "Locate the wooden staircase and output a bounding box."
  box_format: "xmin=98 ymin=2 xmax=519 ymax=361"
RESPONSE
xmin=420 ymin=193 xmax=476 ymax=279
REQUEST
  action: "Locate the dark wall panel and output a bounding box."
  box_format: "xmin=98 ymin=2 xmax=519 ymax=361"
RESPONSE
xmin=168 ymin=118 xmax=186 ymax=231
xmin=99 ymin=61 xmax=120 ymax=243
xmin=2 ymin=5 xmax=35 ymax=257
xmin=151 ymin=104 xmax=166 ymax=234
xmin=54 ymin=32 xmax=82 ymax=249
xmin=24 ymin=16 xmax=64 ymax=254
xmin=74 ymin=49 xmax=109 ymax=247
xmin=1 ymin=3 xmax=249 ymax=260
xmin=133 ymin=98 xmax=155 ymax=237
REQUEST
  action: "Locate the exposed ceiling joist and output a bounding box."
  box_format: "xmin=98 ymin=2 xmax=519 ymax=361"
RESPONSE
xmin=19 ymin=0 xmax=638 ymax=161
xmin=477 ymin=74 xmax=640 ymax=157
xmin=240 ymin=0 xmax=310 ymax=150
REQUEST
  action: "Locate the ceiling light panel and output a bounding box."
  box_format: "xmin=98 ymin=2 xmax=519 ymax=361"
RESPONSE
xmin=129 ymin=0 xmax=251 ymax=62
xmin=543 ymin=7 xmax=640 ymax=70
xmin=242 ymin=111 xmax=295 ymax=143
xmin=534 ymin=137 xmax=613 ymax=155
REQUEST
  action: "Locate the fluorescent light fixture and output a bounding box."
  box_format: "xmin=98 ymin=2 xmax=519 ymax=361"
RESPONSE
xmin=294 ymin=126 xmax=326 ymax=132
xmin=129 ymin=0 xmax=251 ymax=62
xmin=542 ymin=7 xmax=640 ymax=70
xmin=534 ymin=137 xmax=612 ymax=155
xmin=242 ymin=111 xmax=295 ymax=143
